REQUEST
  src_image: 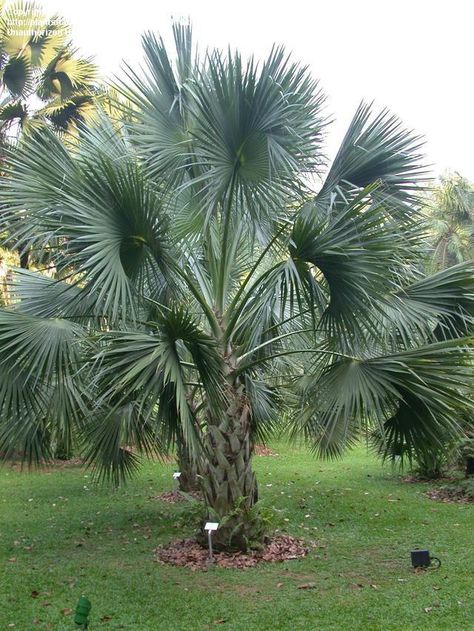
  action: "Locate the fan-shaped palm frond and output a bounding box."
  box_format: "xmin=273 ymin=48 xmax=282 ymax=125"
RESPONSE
xmin=2 ymin=54 xmax=32 ymax=97
xmin=186 ymin=46 xmax=327 ymax=221
xmin=37 ymin=93 xmax=97 ymax=133
xmin=316 ymin=102 xmax=428 ymax=215
xmin=0 ymin=308 xmax=86 ymax=464
xmin=119 ymin=23 xmax=197 ymax=183
xmin=8 ymin=267 xmax=101 ymax=321
xmin=0 ymin=117 xmax=174 ymax=319
xmin=36 ymin=46 xmax=98 ymax=100
xmin=293 ymin=339 xmax=473 ymax=460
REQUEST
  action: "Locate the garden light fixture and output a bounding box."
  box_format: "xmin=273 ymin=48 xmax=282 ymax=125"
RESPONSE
xmin=411 ymin=549 xmax=441 ymax=569
xmin=74 ymin=595 xmax=91 ymax=628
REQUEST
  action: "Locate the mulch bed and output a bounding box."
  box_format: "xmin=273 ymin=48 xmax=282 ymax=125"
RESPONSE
xmin=425 ymin=488 xmax=474 ymax=504
xmin=155 ymin=490 xmax=203 ymax=503
xmin=6 ymin=457 xmax=84 ymax=472
xmin=254 ymin=445 xmax=279 ymax=457
xmin=155 ymin=535 xmax=309 ymax=570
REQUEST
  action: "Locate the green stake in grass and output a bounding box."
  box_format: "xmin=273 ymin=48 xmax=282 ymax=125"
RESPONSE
xmin=74 ymin=596 xmax=91 ymax=628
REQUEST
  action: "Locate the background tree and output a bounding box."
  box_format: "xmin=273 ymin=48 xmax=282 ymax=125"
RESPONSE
xmin=0 ymin=0 xmax=101 ymax=272
xmin=1 ymin=24 xmax=474 ymax=551
xmin=0 ymin=0 xmax=99 ymax=142
xmin=389 ymin=172 xmax=474 ymax=478
xmin=426 ymin=173 xmax=474 ymax=271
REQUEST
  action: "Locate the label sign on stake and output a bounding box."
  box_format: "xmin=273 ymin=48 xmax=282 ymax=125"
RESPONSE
xmin=204 ymin=522 xmax=219 ymax=563
xmin=204 ymin=522 xmax=219 ymax=531
xmin=172 ymin=472 xmax=181 ymax=489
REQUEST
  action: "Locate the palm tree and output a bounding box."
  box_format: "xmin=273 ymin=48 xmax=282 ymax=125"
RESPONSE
xmin=0 ymin=0 xmax=100 ymax=272
xmin=1 ymin=24 xmax=474 ymax=551
xmin=426 ymin=173 xmax=474 ymax=271
xmin=0 ymin=0 xmax=99 ymax=142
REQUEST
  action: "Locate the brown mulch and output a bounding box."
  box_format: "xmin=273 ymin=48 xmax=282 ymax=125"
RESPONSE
xmin=155 ymin=490 xmax=203 ymax=503
xmin=401 ymin=475 xmax=431 ymax=484
xmin=6 ymin=457 xmax=84 ymax=472
xmin=254 ymin=444 xmax=279 ymax=457
xmin=426 ymin=489 xmax=474 ymax=504
xmin=154 ymin=534 xmax=309 ymax=570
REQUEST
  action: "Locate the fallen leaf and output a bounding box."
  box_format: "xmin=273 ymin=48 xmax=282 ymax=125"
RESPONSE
xmin=100 ymin=615 xmax=113 ymax=622
xmin=8 ymin=557 xmax=16 ymax=563
xmin=370 ymin=584 xmax=378 ymax=589
xmin=61 ymin=608 xmax=73 ymax=616
xmin=424 ymin=607 xmax=433 ymax=613
xmin=213 ymin=619 xmax=227 ymax=625
xmin=30 ymin=590 xmax=40 ymax=598
xmin=297 ymin=582 xmax=317 ymax=589
xmin=42 ymin=601 xmax=51 ymax=607
xmin=276 ymin=582 xmax=284 ymax=588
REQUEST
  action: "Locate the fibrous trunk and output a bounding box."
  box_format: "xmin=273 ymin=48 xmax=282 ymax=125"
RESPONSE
xmin=466 ymin=457 xmax=474 ymax=477
xmin=199 ymin=386 xmax=264 ymax=552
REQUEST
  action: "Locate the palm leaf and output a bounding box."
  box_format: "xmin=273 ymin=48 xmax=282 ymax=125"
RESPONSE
xmin=2 ymin=54 xmax=32 ymax=96
xmin=0 ymin=308 xmax=86 ymax=465
xmin=0 ymin=118 xmax=174 ymax=320
xmin=295 ymin=339 xmax=474 ymax=459
xmin=316 ymin=102 xmax=428 ymax=215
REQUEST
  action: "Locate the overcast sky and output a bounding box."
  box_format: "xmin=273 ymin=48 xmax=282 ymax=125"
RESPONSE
xmin=35 ymin=0 xmax=474 ymax=180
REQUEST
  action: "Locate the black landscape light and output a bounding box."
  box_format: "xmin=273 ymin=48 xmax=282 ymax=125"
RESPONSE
xmin=411 ymin=549 xmax=441 ymax=569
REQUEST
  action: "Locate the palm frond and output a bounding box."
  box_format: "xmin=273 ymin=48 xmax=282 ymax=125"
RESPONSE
xmin=316 ymin=102 xmax=428 ymax=215
xmin=186 ymin=45 xmax=327 ymax=222
xmin=37 ymin=46 xmax=98 ymax=100
xmin=8 ymin=267 xmax=102 ymax=322
xmin=0 ymin=117 xmax=174 ymax=320
xmin=2 ymin=54 xmax=32 ymax=96
xmin=118 ymin=23 xmax=196 ymax=184
xmin=92 ymin=306 xmax=226 ymax=455
xmin=291 ymin=184 xmax=412 ymax=338
xmin=0 ymin=308 xmax=86 ymax=465
xmin=82 ymin=401 xmax=162 ymax=485
xmin=388 ymin=262 xmax=474 ymax=342
xmin=294 ymin=339 xmax=474 ymax=459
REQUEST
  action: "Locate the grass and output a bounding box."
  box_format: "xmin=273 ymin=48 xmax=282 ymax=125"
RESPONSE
xmin=1 ymin=444 xmax=473 ymax=630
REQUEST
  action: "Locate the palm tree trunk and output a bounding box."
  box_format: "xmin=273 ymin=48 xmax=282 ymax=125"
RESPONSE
xmin=466 ymin=457 xmax=474 ymax=477
xmin=198 ymin=386 xmax=264 ymax=552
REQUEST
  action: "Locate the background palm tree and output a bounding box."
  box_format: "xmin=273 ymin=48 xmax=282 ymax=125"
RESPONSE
xmin=1 ymin=24 xmax=474 ymax=551
xmin=426 ymin=173 xmax=474 ymax=271
xmin=0 ymin=0 xmax=101 ymax=274
xmin=0 ymin=0 xmax=99 ymax=143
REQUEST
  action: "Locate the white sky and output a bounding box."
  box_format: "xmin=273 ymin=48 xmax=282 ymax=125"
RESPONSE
xmin=30 ymin=0 xmax=474 ymax=179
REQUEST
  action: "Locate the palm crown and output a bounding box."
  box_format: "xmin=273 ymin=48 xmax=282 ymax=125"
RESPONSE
xmin=1 ymin=23 xmax=473 ymax=551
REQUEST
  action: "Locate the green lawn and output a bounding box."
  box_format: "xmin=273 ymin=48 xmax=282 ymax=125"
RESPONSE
xmin=1 ymin=444 xmax=472 ymax=630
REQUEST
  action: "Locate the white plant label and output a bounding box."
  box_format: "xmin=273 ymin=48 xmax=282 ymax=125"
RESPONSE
xmin=173 ymin=472 xmax=182 ymax=479
xmin=204 ymin=522 xmax=219 ymax=531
